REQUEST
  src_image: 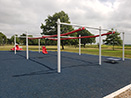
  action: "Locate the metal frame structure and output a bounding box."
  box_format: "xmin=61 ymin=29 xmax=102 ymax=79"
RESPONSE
xmin=57 ymin=19 xmax=125 ymax=73
xmin=13 ymin=33 xmax=41 ymax=60
xmin=79 ymin=35 xmax=81 ymax=55
xmin=57 ymin=19 xmax=103 ymax=73
xmin=26 ymin=32 xmax=29 ymax=60
xmin=13 ymin=19 xmax=125 ymax=73
xmin=122 ymin=32 xmax=125 ymax=61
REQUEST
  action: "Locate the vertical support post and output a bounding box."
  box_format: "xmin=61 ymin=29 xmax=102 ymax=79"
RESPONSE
xmin=26 ymin=32 xmax=29 ymax=60
xmin=122 ymin=32 xmax=125 ymax=61
xmin=57 ymin=19 xmax=61 ymax=73
xmin=14 ymin=34 xmax=16 ymax=54
xmin=45 ymin=38 xmax=46 ymax=48
xmin=38 ymin=39 xmax=40 ymax=53
xmin=79 ymin=35 xmax=81 ymax=55
xmin=99 ymin=26 xmax=102 ymax=65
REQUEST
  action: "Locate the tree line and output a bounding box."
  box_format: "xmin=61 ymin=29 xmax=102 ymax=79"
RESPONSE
xmin=0 ymin=11 xmax=122 ymax=50
xmin=0 ymin=32 xmax=46 ymax=45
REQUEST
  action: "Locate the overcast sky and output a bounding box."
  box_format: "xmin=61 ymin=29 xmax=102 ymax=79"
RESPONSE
xmin=0 ymin=0 xmax=131 ymax=44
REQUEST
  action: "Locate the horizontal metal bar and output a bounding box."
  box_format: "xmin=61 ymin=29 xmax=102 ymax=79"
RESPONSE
xmin=18 ymin=36 xmax=26 ymax=38
xmin=60 ymin=22 xmax=110 ymax=31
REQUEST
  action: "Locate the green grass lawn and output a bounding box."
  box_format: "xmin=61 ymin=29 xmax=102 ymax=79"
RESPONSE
xmin=0 ymin=45 xmax=131 ymax=59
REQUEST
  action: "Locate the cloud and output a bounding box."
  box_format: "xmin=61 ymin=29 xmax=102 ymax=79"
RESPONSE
xmin=0 ymin=0 xmax=131 ymax=44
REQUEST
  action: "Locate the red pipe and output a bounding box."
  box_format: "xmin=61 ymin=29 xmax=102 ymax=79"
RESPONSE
xmin=42 ymin=27 xmax=85 ymax=38
xmin=48 ymin=31 xmax=115 ymax=41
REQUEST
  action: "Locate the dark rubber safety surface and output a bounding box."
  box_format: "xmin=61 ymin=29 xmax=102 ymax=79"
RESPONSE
xmin=0 ymin=51 xmax=131 ymax=98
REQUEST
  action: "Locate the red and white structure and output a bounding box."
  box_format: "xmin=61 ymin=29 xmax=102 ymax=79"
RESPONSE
xmin=13 ymin=19 xmax=125 ymax=73
xmin=56 ymin=19 xmax=117 ymax=73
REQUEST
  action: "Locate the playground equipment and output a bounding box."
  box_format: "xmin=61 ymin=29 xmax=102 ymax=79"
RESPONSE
xmin=13 ymin=34 xmax=41 ymax=59
xmin=42 ymin=46 xmax=48 ymax=54
xmin=105 ymin=58 xmax=121 ymax=64
xmin=56 ymin=19 xmax=113 ymax=73
xmin=11 ymin=44 xmax=23 ymax=51
xmin=13 ymin=19 xmax=125 ymax=73
xmin=56 ymin=19 xmax=125 ymax=73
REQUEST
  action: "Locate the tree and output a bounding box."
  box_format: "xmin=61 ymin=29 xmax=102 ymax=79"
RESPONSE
xmin=19 ymin=33 xmax=26 ymax=45
xmin=77 ymin=29 xmax=96 ymax=48
xmin=7 ymin=38 xmax=12 ymax=45
xmin=40 ymin=11 xmax=74 ymax=49
xmin=10 ymin=34 xmax=20 ymax=44
xmin=0 ymin=32 xmax=7 ymax=45
xmin=103 ymin=31 xmax=122 ymax=50
xmin=0 ymin=36 xmax=3 ymax=45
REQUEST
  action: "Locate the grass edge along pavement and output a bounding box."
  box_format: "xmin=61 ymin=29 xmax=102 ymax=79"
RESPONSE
xmin=0 ymin=45 xmax=131 ymax=59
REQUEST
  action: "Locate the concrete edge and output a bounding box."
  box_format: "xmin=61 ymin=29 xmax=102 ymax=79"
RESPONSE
xmin=103 ymin=84 xmax=131 ymax=98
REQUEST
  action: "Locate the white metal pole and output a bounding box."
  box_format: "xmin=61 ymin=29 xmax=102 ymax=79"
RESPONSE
xmin=57 ymin=19 xmax=61 ymax=73
xmin=38 ymin=39 xmax=40 ymax=53
xmin=99 ymin=26 xmax=102 ymax=65
xmin=122 ymin=32 xmax=125 ymax=61
xmin=60 ymin=22 xmax=109 ymax=31
xmin=26 ymin=32 xmax=29 ymax=60
xmin=79 ymin=35 xmax=81 ymax=55
xmin=14 ymin=35 xmax=16 ymax=54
